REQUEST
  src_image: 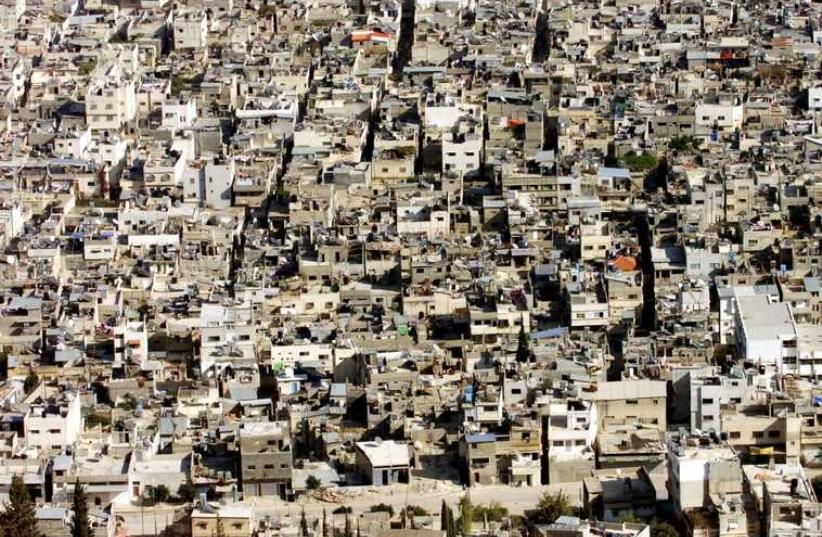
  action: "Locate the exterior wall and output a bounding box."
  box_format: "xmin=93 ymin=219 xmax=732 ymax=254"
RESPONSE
xmin=354 ymin=451 xmax=409 ymax=486
xmin=192 ymin=516 xmax=253 ymax=537
xmin=596 ymin=398 xmax=666 ymax=430
xmin=442 ymin=137 xmax=481 ymax=176
xmin=162 ymin=100 xmax=197 ymax=131
xmin=722 ymin=414 xmax=801 ymax=460
xmin=86 ymin=82 xmax=136 ymax=131
xmin=25 ymin=395 xmax=81 ymax=453
xmin=174 ymin=15 xmax=207 ymax=49
xmin=809 ymin=87 xmax=822 ymax=111
xmin=694 ymin=102 xmax=744 ymax=132
xmin=204 ymin=159 xmax=234 ymax=209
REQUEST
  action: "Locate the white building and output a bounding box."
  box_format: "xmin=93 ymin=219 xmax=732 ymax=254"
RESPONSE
xmin=545 ymin=400 xmax=597 ymax=483
xmin=24 ymin=391 xmax=82 ymax=454
xmin=695 ymin=96 xmax=744 ymax=133
xmin=667 ymin=434 xmax=740 ymax=515
xmin=204 ymin=157 xmax=235 ymax=209
xmin=717 ymin=283 xmax=780 ymax=344
xmin=442 ymin=134 xmax=482 ymax=177
xmin=85 ymin=78 xmax=137 ymax=132
xmin=809 ymin=87 xmax=822 ymax=111
xmin=689 ymin=373 xmax=748 ymax=432
xmin=735 ymin=295 xmax=796 ymax=370
xmin=161 ymin=99 xmax=197 ymax=131
xmin=173 ymin=10 xmax=207 ymax=49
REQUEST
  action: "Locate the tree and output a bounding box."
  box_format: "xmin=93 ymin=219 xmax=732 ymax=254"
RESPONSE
xmin=306 ymin=475 xmax=322 ymax=490
xmin=530 ymin=491 xmax=572 ymax=525
xmin=459 ymin=495 xmax=473 ymax=537
xmin=147 ymin=484 xmax=170 ymax=504
xmin=621 ymin=151 xmax=658 ymax=173
xmin=516 ymin=325 xmax=531 ymax=362
xmin=617 ymin=512 xmax=640 ymax=524
xmin=650 ymin=519 xmax=678 ymax=537
xmin=440 ymin=501 xmax=449 ymax=532
xmin=472 ymin=503 xmax=507 ymax=523
xmin=369 ymin=504 xmax=394 ymax=517
xmin=3 ymin=474 xmax=43 ymax=537
xmin=70 ymin=481 xmax=93 ymax=537
xmin=322 ymin=510 xmax=328 ymax=537
xmin=300 ymin=509 xmax=308 ymax=537
xmin=177 ymin=482 xmax=197 ymax=503
xmin=23 ymin=369 xmax=38 ymax=395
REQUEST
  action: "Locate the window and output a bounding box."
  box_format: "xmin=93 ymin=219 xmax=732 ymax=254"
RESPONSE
xmin=702 ymin=398 xmax=714 ymax=404
xmin=768 ymin=430 xmax=780 ymax=438
xmin=729 ymin=432 xmax=741 ymax=439
xmin=753 ymin=431 xmax=764 ymax=439
xmin=247 ymin=465 xmax=256 ymax=470
xmin=626 ymin=399 xmax=638 ymax=405
xmin=703 ymin=415 xmax=714 ymax=421
xmin=552 ymin=440 xmax=563 ymax=447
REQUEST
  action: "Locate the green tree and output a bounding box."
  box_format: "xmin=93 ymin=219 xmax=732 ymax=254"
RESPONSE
xmin=618 ymin=512 xmax=640 ymax=524
xmin=650 ymin=519 xmax=678 ymax=537
xmin=440 ymin=501 xmax=449 ymax=531
xmin=177 ymin=482 xmax=197 ymax=503
xmin=306 ymin=475 xmax=321 ymax=490
xmin=147 ymin=484 xmax=170 ymax=504
xmin=300 ymin=509 xmax=308 ymax=537
xmin=70 ymin=481 xmax=93 ymax=537
xmin=516 ymin=325 xmax=531 ymax=362
xmin=459 ymin=495 xmax=473 ymax=536
xmin=530 ymin=490 xmax=572 ymax=524
xmin=23 ymin=369 xmax=38 ymax=395
xmin=3 ymin=474 xmax=43 ymax=537
xmin=472 ymin=503 xmax=508 ymax=523
xmin=369 ymin=504 xmax=394 ymax=517
xmin=621 ymin=151 xmax=658 ymax=172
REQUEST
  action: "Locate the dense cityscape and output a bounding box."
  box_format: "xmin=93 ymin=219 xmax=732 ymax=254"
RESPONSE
xmin=0 ymin=0 xmax=819 ymax=537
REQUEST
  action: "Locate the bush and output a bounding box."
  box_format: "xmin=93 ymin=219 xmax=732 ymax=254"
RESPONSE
xmin=370 ymin=503 xmax=395 ymax=517
xmin=402 ymin=505 xmax=429 ymax=518
xmin=333 ymin=506 xmax=352 ymax=514
xmin=621 ymin=151 xmax=658 ymax=172
xmin=177 ymin=482 xmax=197 ymax=503
xmin=668 ymin=135 xmax=701 ymax=152
xmin=473 ymin=503 xmax=508 ymax=523
xmin=85 ymin=411 xmax=111 ymax=428
xmin=306 ymin=475 xmax=321 ymax=490
xmin=528 ymin=491 xmax=573 ymax=524
xmin=145 ymin=484 xmax=170 ymax=504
